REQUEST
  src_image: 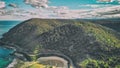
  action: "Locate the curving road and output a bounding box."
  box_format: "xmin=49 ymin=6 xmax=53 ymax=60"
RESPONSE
xmin=37 ymin=56 xmax=68 ymax=68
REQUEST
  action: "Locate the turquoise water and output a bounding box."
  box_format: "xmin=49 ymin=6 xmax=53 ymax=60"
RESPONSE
xmin=0 ymin=47 xmax=14 ymax=68
xmin=0 ymin=47 xmax=13 ymax=58
xmin=0 ymin=21 xmax=21 ymax=68
xmin=2 ymin=0 xmax=120 ymax=9
xmin=0 ymin=21 xmax=21 ymax=38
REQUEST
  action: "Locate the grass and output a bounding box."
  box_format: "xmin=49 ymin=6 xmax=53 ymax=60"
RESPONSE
xmin=14 ymin=59 xmax=45 ymax=68
xmin=29 ymin=63 xmax=45 ymax=68
xmin=80 ymin=58 xmax=109 ymax=68
xmin=75 ymin=22 xmax=120 ymax=48
xmin=30 ymin=45 xmax=42 ymax=61
xmin=26 ymin=19 xmax=63 ymax=34
xmin=20 ymin=62 xmax=46 ymax=68
xmin=80 ymin=57 xmax=120 ymax=68
xmin=74 ymin=22 xmax=120 ymax=67
xmin=15 ymin=60 xmax=52 ymax=68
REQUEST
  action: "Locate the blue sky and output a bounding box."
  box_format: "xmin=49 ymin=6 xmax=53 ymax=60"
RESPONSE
xmin=1 ymin=0 xmax=120 ymax=9
xmin=49 ymin=0 xmax=97 ymax=9
xmin=2 ymin=0 xmax=34 ymax=9
xmin=0 ymin=0 xmax=120 ymax=20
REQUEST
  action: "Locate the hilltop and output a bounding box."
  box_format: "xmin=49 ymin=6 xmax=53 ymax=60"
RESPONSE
xmin=79 ymin=18 xmax=120 ymax=32
xmin=0 ymin=18 xmax=120 ymax=68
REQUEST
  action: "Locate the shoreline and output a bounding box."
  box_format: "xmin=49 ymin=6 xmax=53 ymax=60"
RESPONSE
xmin=7 ymin=59 xmax=17 ymax=68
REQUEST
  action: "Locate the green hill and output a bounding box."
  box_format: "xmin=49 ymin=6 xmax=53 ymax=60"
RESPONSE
xmin=0 ymin=18 xmax=120 ymax=68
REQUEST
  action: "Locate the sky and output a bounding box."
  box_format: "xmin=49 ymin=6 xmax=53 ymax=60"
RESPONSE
xmin=0 ymin=0 xmax=120 ymax=19
xmin=1 ymin=0 xmax=120 ymax=9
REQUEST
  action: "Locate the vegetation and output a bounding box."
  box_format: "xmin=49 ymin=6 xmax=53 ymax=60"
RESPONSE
xmin=80 ymin=58 xmax=109 ymax=68
xmin=80 ymin=57 xmax=120 ymax=68
xmin=25 ymin=19 xmax=63 ymax=34
xmin=1 ymin=19 xmax=120 ymax=68
xmin=75 ymin=22 xmax=120 ymax=48
xmin=30 ymin=45 xmax=42 ymax=61
xmin=14 ymin=59 xmax=53 ymax=68
xmin=20 ymin=62 xmax=45 ymax=68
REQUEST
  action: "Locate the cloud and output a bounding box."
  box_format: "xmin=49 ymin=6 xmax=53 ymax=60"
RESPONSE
xmin=0 ymin=1 xmax=5 ymax=9
xmin=1 ymin=0 xmax=120 ymax=20
xmin=24 ymin=0 xmax=48 ymax=8
xmin=97 ymin=0 xmax=114 ymax=2
xmin=79 ymin=4 xmax=113 ymax=9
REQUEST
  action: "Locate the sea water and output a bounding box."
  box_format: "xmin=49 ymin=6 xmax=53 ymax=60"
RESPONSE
xmin=0 ymin=21 xmax=20 ymax=38
xmin=0 ymin=21 xmax=21 ymax=68
xmin=0 ymin=47 xmax=14 ymax=68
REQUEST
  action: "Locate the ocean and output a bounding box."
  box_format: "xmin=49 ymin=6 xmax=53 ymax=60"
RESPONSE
xmin=0 ymin=47 xmax=14 ymax=68
xmin=0 ymin=21 xmax=21 ymax=38
xmin=0 ymin=21 xmax=21 ymax=68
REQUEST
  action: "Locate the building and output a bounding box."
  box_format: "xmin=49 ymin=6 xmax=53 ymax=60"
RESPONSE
xmin=0 ymin=1 xmax=5 ymax=9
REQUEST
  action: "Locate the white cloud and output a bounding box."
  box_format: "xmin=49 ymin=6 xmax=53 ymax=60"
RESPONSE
xmin=0 ymin=1 xmax=6 ymax=9
xmin=1 ymin=0 xmax=120 ymax=20
xmin=97 ymin=0 xmax=114 ymax=2
xmin=24 ymin=0 xmax=48 ymax=8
